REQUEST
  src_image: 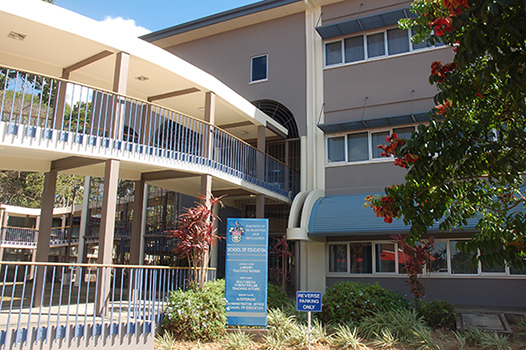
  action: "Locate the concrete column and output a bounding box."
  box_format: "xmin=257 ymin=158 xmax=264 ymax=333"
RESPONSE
xmin=201 ymin=175 xmax=212 ymax=207
xmin=209 ymin=203 xmax=220 ymax=269
xmin=299 ymin=239 xmax=326 ymax=292
xmin=75 ymin=176 xmax=91 ymax=285
xmin=203 ymin=91 xmax=216 ymax=163
xmin=256 ymin=125 xmax=266 ymax=218
xmin=130 ymin=180 xmax=147 ymax=265
xmin=112 ymin=52 xmax=130 ymax=141
xmin=34 ymin=170 xmax=58 ymax=306
xmin=96 ymin=159 xmax=120 ymax=315
xmin=29 ymin=215 xmax=40 ymax=279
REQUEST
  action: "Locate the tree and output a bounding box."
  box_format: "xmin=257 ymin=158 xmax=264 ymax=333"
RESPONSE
xmin=169 ymin=194 xmax=224 ymax=288
xmin=365 ymin=0 xmax=526 ymax=269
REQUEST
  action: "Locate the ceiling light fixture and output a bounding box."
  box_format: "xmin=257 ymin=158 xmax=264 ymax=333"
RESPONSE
xmin=8 ymin=31 xmax=26 ymax=41
xmin=135 ymin=75 xmax=149 ymax=82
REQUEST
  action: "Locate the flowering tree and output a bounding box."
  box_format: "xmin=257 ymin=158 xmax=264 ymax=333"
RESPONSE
xmin=365 ymin=0 xmax=526 ymax=269
xmin=170 ymin=194 xmax=223 ymax=288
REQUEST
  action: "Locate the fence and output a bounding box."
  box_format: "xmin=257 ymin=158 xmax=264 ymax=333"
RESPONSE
xmin=0 ymin=262 xmax=215 ymax=349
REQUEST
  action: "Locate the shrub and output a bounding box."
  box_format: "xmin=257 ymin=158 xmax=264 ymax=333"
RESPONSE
xmin=223 ymin=329 xmax=255 ymax=350
xmin=163 ymin=279 xmax=226 ymax=341
xmin=320 ymin=281 xmax=410 ymax=323
xmin=416 ymin=299 xmax=457 ymax=330
xmin=267 ymin=283 xmax=290 ymax=310
xmin=359 ymin=308 xmax=428 ymax=343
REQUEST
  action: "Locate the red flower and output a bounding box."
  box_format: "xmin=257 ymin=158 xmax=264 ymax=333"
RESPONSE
xmin=384 ymin=216 xmax=393 ymax=223
xmin=431 ymin=17 xmax=453 ymax=36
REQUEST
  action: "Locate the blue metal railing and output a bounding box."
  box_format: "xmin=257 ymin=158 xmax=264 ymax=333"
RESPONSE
xmin=0 ymin=262 xmax=215 ymax=349
xmin=0 ymin=66 xmax=297 ymax=199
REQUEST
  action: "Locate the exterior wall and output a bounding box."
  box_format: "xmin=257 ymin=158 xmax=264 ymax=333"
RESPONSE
xmin=319 ymin=0 xmax=455 ymax=195
xmin=164 ymin=13 xmax=308 ymax=136
xmin=325 ymin=161 xmax=407 ymax=196
xmin=327 ymin=276 xmax=526 ymax=309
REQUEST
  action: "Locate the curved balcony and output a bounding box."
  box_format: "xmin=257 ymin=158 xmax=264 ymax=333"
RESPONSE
xmin=0 ymin=66 xmax=297 ymax=202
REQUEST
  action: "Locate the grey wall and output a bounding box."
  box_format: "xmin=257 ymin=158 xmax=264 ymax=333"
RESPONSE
xmin=165 ymin=13 xmax=308 ymax=136
xmin=327 ymin=276 xmax=526 ymax=309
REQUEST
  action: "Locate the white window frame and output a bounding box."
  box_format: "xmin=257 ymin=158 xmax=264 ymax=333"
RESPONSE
xmin=323 ymin=26 xmax=440 ymax=68
xmin=327 ymin=239 xmax=526 ymax=278
xmin=325 ymin=125 xmax=417 ymax=165
xmin=250 ymin=54 xmax=268 ymax=83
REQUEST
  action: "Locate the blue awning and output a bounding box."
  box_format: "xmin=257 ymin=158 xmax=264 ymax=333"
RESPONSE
xmin=308 ymin=194 xmax=479 ymax=237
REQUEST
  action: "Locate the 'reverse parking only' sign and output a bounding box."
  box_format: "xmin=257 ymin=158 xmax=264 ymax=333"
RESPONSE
xmin=225 ymin=218 xmax=268 ymax=326
xmin=296 ymin=291 xmax=323 ymax=312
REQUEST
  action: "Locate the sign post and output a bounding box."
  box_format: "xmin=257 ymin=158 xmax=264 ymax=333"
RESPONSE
xmin=296 ymin=291 xmax=323 ymax=350
xmin=225 ymin=218 xmax=269 ymax=327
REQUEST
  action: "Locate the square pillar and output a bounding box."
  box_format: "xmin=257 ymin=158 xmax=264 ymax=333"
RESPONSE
xmin=33 ymin=170 xmax=58 ymax=306
xmin=96 ymin=159 xmax=120 ymax=315
xmin=130 ymin=180 xmax=147 ymax=265
xmin=256 ymin=125 xmax=266 ymax=218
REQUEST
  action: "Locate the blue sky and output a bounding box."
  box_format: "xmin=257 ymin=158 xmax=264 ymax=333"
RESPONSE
xmin=54 ymin=0 xmax=261 ymax=33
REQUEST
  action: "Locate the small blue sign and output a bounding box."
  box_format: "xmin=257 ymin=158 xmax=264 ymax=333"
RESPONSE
xmin=225 ymin=218 xmax=269 ymax=326
xmin=296 ymin=291 xmax=323 ymax=312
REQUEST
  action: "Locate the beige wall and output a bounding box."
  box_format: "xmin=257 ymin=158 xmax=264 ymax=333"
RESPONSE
xmin=165 ymin=13 xmax=308 ymax=136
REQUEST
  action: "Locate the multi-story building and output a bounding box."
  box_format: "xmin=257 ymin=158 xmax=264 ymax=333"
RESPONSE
xmin=142 ymin=0 xmax=526 ymax=308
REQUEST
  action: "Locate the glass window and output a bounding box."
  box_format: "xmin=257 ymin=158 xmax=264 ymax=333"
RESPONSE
xmin=510 ymin=266 xmax=526 ymax=275
xmin=329 ymin=244 xmax=348 ymax=272
xmin=350 ymin=243 xmax=373 ymax=273
xmin=398 ymin=244 xmax=414 ymax=274
xmin=480 ymin=249 xmax=506 ymax=273
xmin=393 ymin=126 xmax=414 ymax=140
xmin=450 ymin=241 xmax=477 ymax=274
xmin=251 ymin=55 xmax=268 ymax=82
xmin=344 ymin=36 xmax=365 ymax=63
xmin=367 ymin=33 xmax=385 ymax=58
xmin=428 ymin=241 xmax=448 ymax=273
xmin=372 ymin=131 xmax=389 ymax=159
xmin=376 ymin=243 xmax=396 ymax=273
xmin=387 ymin=28 xmax=409 ymax=55
xmin=411 ymin=29 xmax=428 ymax=50
xmin=327 ymin=137 xmax=345 ymax=162
xmin=347 ymin=132 xmax=368 ymax=162
xmin=325 ymin=41 xmax=342 ymax=66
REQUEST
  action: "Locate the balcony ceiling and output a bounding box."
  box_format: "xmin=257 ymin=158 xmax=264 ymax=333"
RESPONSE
xmin=0 ymin=0 xmax=287 ymax=141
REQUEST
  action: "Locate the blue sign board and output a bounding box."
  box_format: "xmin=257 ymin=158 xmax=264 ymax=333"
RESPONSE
xmin=296 ymin=292 xmax=323 ymax=312
xmin=225 ymin=218 xmax=269 ymax=326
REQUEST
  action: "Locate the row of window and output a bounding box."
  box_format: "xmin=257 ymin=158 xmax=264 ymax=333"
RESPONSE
xmin=325 ymin=27 xmax=443 ymax=67
xmin=328 ymin=240 xmax=526 ymax=276
xmin=327 ymin=126 xmax=415 ymax=164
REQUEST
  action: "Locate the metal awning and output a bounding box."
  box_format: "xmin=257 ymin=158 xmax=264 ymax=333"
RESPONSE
xmin=318 ymin=112 xmax=430 ymax=134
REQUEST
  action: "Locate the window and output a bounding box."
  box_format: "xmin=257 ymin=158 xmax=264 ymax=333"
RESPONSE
xmin=375 ymin=243 xmax=396 ymax=273
xmin=328 ymin=239 xmax=526 ymax=277
xmin=326 ymin=126 xmax=416 ymax=164
xmin=387 ymin=28 xmax=409 ymax=55
xmin=428 ymin=241 xmax=448 ymax=273
xmin=450 ymin=240 xmax=477 ymax=274
xmin=347 ymin=132 xmax=368 ymax=162
xmin=324 ymin=27 xmax=442 ymax=67
xmin=350 ymin=243 xmax=373 ymax=273
xmin=251 ymin=54 xmax=268 ymax=82
xmin=329 ymin=244 xmax=348 ymax=272
xmin=327 ymin=136 xmax=345 ymax=163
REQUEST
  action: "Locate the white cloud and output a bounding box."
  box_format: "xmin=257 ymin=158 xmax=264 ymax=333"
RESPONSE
xmin=98 ymin=16 xmax=151 ymax=38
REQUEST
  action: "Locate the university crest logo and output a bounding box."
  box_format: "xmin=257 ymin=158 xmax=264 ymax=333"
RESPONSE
xmin=229 ymin=221 xmax=245 ymax=243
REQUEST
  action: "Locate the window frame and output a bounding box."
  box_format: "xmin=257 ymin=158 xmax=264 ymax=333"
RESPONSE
xmin=323 ymin=26 xmax=442 ymax=68
xmin=250 ymin=54 xmax=269 ymax=83
xmin=325 ymin=125 xmax=417 ymax=165
xmin=327 ymin=238 xmax=526 ymax=278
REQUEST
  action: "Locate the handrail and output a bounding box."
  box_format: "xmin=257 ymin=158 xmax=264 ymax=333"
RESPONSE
xmin=0 ymin=261 xmax=216 ymax=270
xmin=0 ymin=64 xmax=289 ymax=167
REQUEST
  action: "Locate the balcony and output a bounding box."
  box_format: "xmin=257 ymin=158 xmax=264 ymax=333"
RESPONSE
xmin=0 ymin=66 xmax=297 ymax=202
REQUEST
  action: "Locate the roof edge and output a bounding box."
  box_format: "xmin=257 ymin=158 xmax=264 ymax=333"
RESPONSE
xmin=141 ymin=0 xmax=301 ymax=43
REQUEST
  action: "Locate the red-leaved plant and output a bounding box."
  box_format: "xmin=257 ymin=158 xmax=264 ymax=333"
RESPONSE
xmin=170 ymin=193 xmax=224 ymax=289
xmin=392 ymin=234 xmax=434 ymax=300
